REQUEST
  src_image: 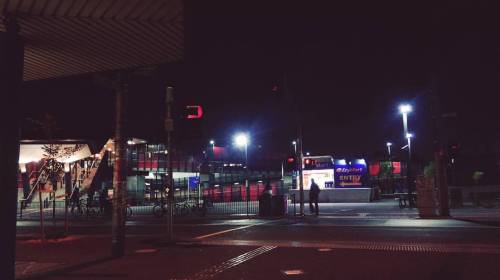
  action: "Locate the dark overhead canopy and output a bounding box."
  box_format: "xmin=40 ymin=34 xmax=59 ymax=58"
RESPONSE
xmin=0 ymin=0 xmax=183 ymax=81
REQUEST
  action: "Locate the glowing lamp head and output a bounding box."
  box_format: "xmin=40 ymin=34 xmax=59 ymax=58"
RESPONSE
xmin=386 ymin=142 xmax=393 ymax=147
xmin=406 ymin=133 xmax=413 ymax=139
xmin=399 ymin=104 xmax=412 ymax=114
xmin=234 ymin=133 xmax=249 ymax=148
xmin=209 ymin=140 xmax=215 ymax=145
xmin=292 ymin=141 xmax=297 ymax=145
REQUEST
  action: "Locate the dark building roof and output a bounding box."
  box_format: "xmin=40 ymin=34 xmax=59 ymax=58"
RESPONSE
xmin=1 ymin=0 xmax=183 ymax=81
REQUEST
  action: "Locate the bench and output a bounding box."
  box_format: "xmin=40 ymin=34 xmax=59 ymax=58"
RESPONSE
xmin=394 ymin=192 xmax=417 ymax=208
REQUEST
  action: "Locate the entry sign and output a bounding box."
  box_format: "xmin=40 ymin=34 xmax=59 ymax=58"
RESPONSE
xmin=188 ymin=176 xmax=200 ymax=190
xmin=335 ymin=163 xmax=367 ymax=188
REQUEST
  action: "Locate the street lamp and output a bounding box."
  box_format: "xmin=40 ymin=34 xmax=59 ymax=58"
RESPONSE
xmin=399 ymin=103 xmax=414 ymax=205
xmin=305 ymin=152 xmax=310 ymax=156
xmin=386 ymin=142 xmax=392 ymax=158
xmin=233 ymin=132 xmax=250 ymax=216
xmin=399 ymin=104 xmax=412 ymax=137
xmin=233 ymin=133 xmax=249 ymax=166
xmin=209 ymin=139 xmax=215 ymax=156
xmin=292 ymin=141 xmax=297 ymax=154
xmin=406 ymin=133 xmax=413 ymax=158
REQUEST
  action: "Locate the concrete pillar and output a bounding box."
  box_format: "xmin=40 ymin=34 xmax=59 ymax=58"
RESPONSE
xmin=0 ymin=17 xmax=24 ymax=280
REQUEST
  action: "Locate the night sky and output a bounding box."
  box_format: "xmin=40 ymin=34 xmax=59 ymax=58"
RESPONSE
xmin=21 ymin=1 xmax=500 ymax=162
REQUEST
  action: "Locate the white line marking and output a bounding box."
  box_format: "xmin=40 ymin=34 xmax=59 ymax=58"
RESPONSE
xmin=194 ymin=221 xmax=269 ymax=240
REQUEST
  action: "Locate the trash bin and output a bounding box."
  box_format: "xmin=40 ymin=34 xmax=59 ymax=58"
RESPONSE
xmin=271 ymin=194 xmax=288 ymax=216
xmin=259 ymin=194 xmax=272 ymax=217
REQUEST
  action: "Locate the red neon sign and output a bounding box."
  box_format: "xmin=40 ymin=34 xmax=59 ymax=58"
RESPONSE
xmin=186 ymin=105 xmax=203 ymax=119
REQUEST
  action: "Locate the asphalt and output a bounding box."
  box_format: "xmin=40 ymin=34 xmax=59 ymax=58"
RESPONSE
xmin=14 ymin=200 xmax=500 ymax=279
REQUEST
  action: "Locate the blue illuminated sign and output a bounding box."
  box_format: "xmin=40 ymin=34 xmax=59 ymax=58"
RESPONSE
xmin=334 ymin=160 xmax=367 ymax=188
xmin=188 ymin=176 xmax=200 ymax=190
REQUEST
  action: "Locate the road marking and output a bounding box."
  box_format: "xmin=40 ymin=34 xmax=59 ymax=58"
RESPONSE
xmin=194 ymin=221 xmax=270 ymax=240
xmin=182 ymin=246 xmax=276 ymax=280
xmin=197 ymin=239 xmax=500 ymax=254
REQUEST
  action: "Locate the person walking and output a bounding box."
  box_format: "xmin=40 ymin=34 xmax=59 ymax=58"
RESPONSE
xmin=70 ymin=186 xmax=80 ymax=214
xmin=99 ymin=188 xmax=108 ymax=215
xmin=309 ymin=179 xmax=320 ymax=215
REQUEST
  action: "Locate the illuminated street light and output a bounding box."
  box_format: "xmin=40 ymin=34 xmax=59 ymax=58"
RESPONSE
xmin=233 ymin=132 xmax=250 ymax=217
xmin=399 ymin=103 xmax=412 ymax=137
xmin=292 ymin=141 xmax=297 ymax=154
xmin=399 ymin=103 xmax=414 ymax=205
xmin=399 ymin=104 xmax=412 ymax=114
xmin=209 ymin=139 xmax=215 ymax=146
xmin=233 ymin=133 xmax=249 ymax=165
xmin=386 ymin=142 xmax=392 ymax=158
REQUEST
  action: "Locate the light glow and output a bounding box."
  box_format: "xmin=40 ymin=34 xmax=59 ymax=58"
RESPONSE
xmin=399 ymin=104 xmax=412 ymax=114
xmin=233 ymin=133 xmax=249 ymax=148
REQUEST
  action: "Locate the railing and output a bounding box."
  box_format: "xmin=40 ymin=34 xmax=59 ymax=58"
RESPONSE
xmin=23 ymin=162 xmax=49 ymax=205
xmin=18 ymin=185 xmax=296 ymax=220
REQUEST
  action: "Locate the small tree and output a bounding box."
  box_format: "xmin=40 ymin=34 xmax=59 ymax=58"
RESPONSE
xmin=423 ymin=161 xmax=435 ymax=179
xmin=472 ymin=171 xmax=484 ymax=185
xmin=41 ymin=144 xmax=85 ymax=191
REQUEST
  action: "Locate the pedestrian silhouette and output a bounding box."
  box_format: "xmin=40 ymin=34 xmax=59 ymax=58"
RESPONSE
xmin=309 ymin=179 xmax=320 ymax=215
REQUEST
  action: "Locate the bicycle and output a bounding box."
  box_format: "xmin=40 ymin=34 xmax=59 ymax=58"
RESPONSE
xmin=153 ymin=201 xmax=168 ymax=218
xmin=70 ymin=199 xmax=86 ymax=218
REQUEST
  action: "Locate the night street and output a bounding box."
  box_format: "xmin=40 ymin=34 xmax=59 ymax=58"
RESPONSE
xmin=3 ymin=1 xmax=500 ymax=279
xmin=16 ymin=212 xmax=500 ymax=279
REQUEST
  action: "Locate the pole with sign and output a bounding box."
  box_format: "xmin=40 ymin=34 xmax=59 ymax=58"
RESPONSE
xmin=165 ymin=86 xmax=174 ymax=241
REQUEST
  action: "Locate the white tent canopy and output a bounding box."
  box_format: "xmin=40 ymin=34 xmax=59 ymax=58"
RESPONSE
xmin=19 ymin=141 xmax=92 ymax=164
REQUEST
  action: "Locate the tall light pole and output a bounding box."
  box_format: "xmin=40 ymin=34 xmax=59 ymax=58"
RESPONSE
xmin=292 ymin=141 xmax=297 ymax=154
xmin=399 ymin=104 xmax=414 ymax=206
xmin=399 ymin=104 xmax=412 ymax=136
xmin=165 ymin=86 xmax=174 ymax=241
xmin=234 ymin=133 xmax=249 ymax=216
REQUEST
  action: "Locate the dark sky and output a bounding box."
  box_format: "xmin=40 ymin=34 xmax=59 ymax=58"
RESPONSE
xmin=21 ymin=1 xmax=500 ymax=161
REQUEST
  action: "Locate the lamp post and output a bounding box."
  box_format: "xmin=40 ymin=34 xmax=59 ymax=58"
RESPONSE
xmin=399 ymin=104 xmax=413 ymax=206
xmin=386 ymin=142 xmax=392 ymax=158
xmin=292 ymin=141 xmax=297 ymax=154
xmin=406 ymin=132 xmax=414 ymax=206
xmin=234 ymin=133 xmax=249 ymax=216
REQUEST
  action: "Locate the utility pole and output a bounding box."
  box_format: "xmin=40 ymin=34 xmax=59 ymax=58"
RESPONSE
xmin=111 ymin=77 xmax=127 ymax=257
xmin=165 ymin=86 xmax=174 ymax=241
xmin=298 ymin=124 xmax=305 ymax=216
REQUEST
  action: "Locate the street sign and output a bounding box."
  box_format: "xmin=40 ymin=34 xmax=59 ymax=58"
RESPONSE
xmin=188 ymin=176 xmax=200 ymax=190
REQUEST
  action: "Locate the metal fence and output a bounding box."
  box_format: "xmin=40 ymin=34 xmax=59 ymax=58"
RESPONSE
xmin=17 ymin=185 xmax=297 ymax=221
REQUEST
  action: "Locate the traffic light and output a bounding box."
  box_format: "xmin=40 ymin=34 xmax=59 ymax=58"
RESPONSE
xmin=304 ymin=158 xmax=316 ymax=169
xmin=178 ymin=105 xmax=203 ymax=139
xmin=449 ymin=143 xmax=461 ymax=158
xmin=184 ymin=105 xmax=203 ymax=119
xmin=284 ymin=156 xmax=296 ymax=172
